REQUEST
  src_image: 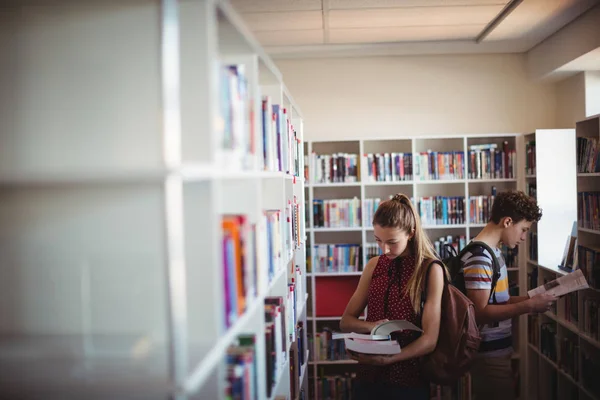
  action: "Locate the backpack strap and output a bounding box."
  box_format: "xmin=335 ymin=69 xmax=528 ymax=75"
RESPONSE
xmin=420 ymin=259 xmax=447 ymax=315
xmin=466 ymin=241 xmax=501 ymax=305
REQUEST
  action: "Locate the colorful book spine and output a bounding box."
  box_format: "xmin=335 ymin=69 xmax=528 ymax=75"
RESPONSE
xmin=415 ymin=151 xmax=465 ymax=181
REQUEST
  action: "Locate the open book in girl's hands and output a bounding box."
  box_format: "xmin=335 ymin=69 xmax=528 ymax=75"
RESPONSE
xmin=332 ymin=320 xmax=422 ymax=355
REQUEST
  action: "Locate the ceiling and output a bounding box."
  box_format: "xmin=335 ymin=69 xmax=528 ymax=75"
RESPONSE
xmin=230 ymin=0 xmax=600 ymax=58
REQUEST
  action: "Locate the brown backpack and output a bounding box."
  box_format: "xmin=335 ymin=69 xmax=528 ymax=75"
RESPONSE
xmin=419 ymin=259 xmax=481 ymax=385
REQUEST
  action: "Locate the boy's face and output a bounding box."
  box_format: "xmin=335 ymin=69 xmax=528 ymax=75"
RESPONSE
xmin=500 ymin=218 xmax=532 ymax=248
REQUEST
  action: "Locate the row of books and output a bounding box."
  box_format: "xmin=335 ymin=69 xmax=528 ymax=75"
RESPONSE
xmin=364 ymin=242 xmax=381 ymax=260
xmin=309 ymin=238 xmax=517 ymax=270
xmin=578 ymin=246 xmax=600 ymax=290
xmin=528 ymin=315 xmax=540 ymax=347
xmin=467 ymin=143 xmax=517 ymax=180
xmin=222 ymin=210 xmax=289 ymax=330
xmin=224 ymin=296 xmax=288 ymax=400
xmin=309 ymin=374 xmax=356 ymax=400
xmin=222 ymin=214 xmax=261 ymax=328
xmin=306 ymin=374 xmax=475 ymax=400
xmin=263 ymin=97 xmax=301 ymax=175
xmin=562 ymin=292 xmax=579 ymax=324
xmin=577 ymin=191 xmax=600 ymax=231
xmin=582 ymin=353 xmax=600 ymax=398
xmin=307 ymin=147 xmax=517 ymax=183
xmin=577 ymin=136 xmax=600 ymax=174
xmin=415 ymin=151 xmax=466 ymax=181
xmin=311 ymin=244 xmax=362 ymax=273
xmin=309 ymin=328 xmax=349 ymax=362
xmin=417 ymin=196 xmax=466 ymax=226
xmin=289 ymin=322 xmax=307 ymax=400
xmin=364 ymin=152 xmax=413 ymax=182
xmin=362 ymin=197 xmax=382 ymax=228
xmin=582 ymin=296 xmax=599 ymax=341
xmin=312 ymin=198 xmax=361 ymax=228
xmin=307 ymin=153 xmax=359 ymax=184
xmin=220 ymin=65 xmax=253 ymax=169
xmin=433 ymin=235 xmax=467 ymax=259
xmin=219 ymin=64 xmax=302 ymax=175
xmin=226 ymin=334 xmax=258 ymax=400
xmin=529 ymin=232 xmax=538 ymax=261
xmin=558 ymin=336 xmax=579 ymax=380
xmin=315 ymin=196 xmax=471 ymax=228
xmin=468 ymin=194 xmax=495 ymax=225
xmin=286 ymin=196 xmax=302 ymax=258
xmin=526 ymin=140 xmax=536 ymax=176
xmin=501 ymin=243 xmax=519 ymax=269
xmin=540 ymin=322 xmax=557 ymax=362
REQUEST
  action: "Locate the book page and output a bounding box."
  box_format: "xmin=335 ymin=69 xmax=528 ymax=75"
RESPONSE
xmin=344 ymin=337 xmax=401 ymax=355
xmin=371 ymin=319 xmax=423 ymax=336
xmin=331 ymin=332 xmax=390 ymax=341
xmin=528 ymin=269 xmax=589 ymax=298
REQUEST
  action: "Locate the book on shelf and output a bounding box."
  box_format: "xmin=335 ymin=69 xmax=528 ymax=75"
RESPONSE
xmin=468 ymin=142 xmax=516 ymax=179
xmin=469 ymin=185 xmax=497 ymax=224
xmin=312 ymin=198 xmax=361 ymax=228
xmin=222 ymin=215 xmax=258 ymax=328
xmin=415 ymin=151 xmax=465 ymax=181
xmin=578 ymin=245 xmax=600 ymax=289
xmin=365 ymin=242 xmax=382 ymax=260
xmin=310 ymin=373 xmax=356 ymax=399
xmin=312 ymin=243 xmax=361 ymax=273
xmin=262 ymin=96 xmax=301 ymax=175
xmin=308 ymin=152 xmax=359 ymax=183
xmin=558 ymin=221 xmax=578 ymax=272
xmin=526 ymin=140 xmax=536 ymax=175
xmin=364 ymin=152 xmax=413 ymax=182
xmin=311 ymin=327 xmax=349 ymax=362
xmin=332 ymin=320 xmax=422 ymax=355
xmin=576 ymin=136 xmax=600 ymax=173
xmin=264 ymin=296 xmax=286 ymax=398
xmin=226 ymin=334 xmax=258 ymax=400
xmin=433 ymin=235 xmax=466 ymax=259
xmin=219 ymin=64 xmax=252 ymax=169
xmin=577 ymin=191 xmax=600 ymax=231
xmin=417 ymin=196 xmax=465 ymax=226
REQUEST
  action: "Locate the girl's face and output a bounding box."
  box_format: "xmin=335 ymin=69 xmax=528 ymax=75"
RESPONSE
xmin=373 ymin=224 xmax=412 ymax=259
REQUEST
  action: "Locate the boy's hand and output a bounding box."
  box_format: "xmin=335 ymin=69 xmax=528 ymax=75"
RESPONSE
xmin=528 ymin=293 xmax=558 ymax=313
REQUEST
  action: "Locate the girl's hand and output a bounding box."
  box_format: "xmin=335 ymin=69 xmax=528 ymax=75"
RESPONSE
xmin=346 ymin=350 xmax=395 ymax=365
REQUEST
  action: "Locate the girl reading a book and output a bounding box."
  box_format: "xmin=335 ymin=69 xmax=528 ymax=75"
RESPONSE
xmin=340 ymin=193 xmax=445 ymax=399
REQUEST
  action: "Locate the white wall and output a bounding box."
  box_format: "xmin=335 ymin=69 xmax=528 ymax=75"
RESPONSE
xmin=276 ymin=54 xmax=558 ymax=141
xmin=556 ymin=72 xmax=586 ymax=128
xmin=527 ymin=4 xmax=600 ymax=81
xmin=585 ymin=71 xmax=600 ymax=117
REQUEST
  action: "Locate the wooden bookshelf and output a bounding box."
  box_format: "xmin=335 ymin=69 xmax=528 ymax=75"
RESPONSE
xmin=304 ymin=134 xmax=526 ymax=400
xmin=526 ymin=122 xmax=600 ymax=400
xmin=0 ymin=1 xmax=308 ymax=399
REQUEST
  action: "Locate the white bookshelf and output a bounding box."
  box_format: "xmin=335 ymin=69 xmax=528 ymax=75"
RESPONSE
xmin=304 ymin=135 xmax=526 ymax=399
xmin=0 ymin=1 xmax=308 ymax=399
xmin=526 ymin=117 xmax=600 ymax=400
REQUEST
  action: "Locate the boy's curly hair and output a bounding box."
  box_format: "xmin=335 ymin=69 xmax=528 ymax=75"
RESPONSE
xmin=490 ymin=190 xmax=542 ymax=224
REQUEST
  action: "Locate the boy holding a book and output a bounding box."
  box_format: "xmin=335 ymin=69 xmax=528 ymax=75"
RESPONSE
xmin=462 ymin=190 xmax=557 ymax=400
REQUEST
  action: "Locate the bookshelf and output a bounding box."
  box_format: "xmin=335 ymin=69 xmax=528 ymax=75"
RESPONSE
xmin=0 ymin=1 xmax=308 ymax=400
xmin=304 ymin=135 xmax=527 ymax=399
xmin=526 ymin=118 xmax=600 ymax=400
